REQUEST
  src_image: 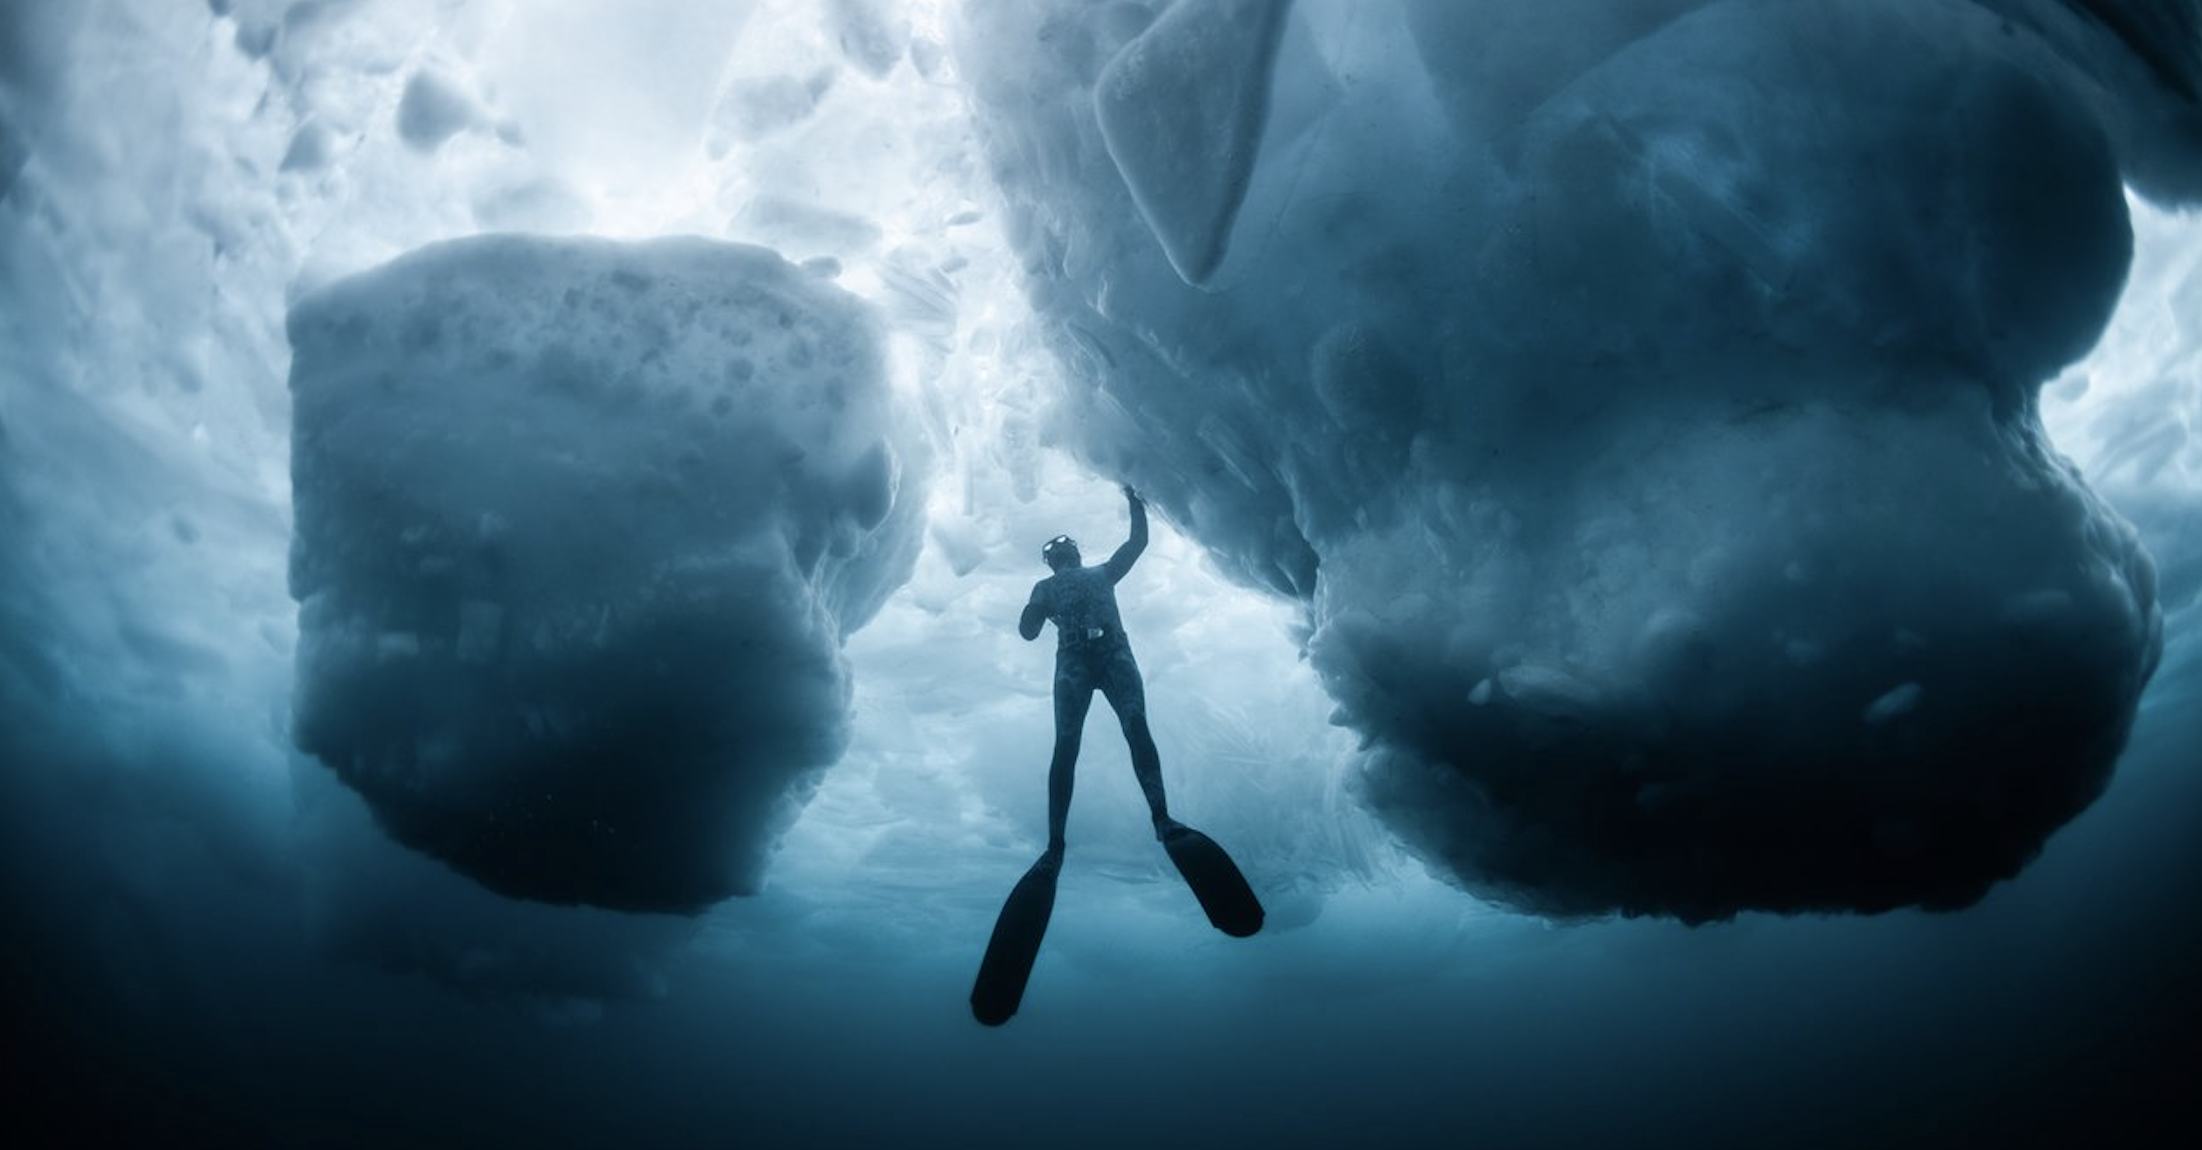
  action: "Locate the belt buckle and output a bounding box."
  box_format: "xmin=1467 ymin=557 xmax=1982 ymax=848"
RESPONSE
xmin=1084 ymin=627 xmax=1105 ymax=641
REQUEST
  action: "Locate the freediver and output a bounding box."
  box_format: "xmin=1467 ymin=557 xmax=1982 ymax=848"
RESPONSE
xmin=972 ymin=487 xmax=1260 ymax=1023
xmin=1018 ymin=484 xmax=1177 ymax=859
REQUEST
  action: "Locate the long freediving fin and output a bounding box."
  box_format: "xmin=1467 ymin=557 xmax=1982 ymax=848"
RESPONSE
xmin=1161 ymin=823 xmax=1264 ymax=938
xmin=970 ymin=849 xmax=1062 ymax=1026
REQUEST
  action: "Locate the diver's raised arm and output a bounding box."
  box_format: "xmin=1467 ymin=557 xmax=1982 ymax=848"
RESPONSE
xmin=1105 ymin=485 xmax=1147 ymax=583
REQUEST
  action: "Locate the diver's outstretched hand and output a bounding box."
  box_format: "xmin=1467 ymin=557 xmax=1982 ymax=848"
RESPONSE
xmin=1121 ymin=483 xmax=1143 ymax=506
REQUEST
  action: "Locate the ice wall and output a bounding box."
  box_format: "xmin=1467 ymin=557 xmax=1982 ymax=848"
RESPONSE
xmin=288 ymin=235 xmax=926 ymax=912
xmin=956 ymin=0 xmax=2192 ymax=919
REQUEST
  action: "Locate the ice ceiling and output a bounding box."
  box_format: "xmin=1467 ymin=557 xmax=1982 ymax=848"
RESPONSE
xmin=962 ymin=0 xmax=2186 ymax=922
xmin=5 ymin=0 xmax=2202 ymax=965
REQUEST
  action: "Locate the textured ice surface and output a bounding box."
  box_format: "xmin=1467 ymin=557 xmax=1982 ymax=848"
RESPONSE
xmin=958 ymin=0 xmax=2182 ymax=919
xmin=287 ymin=234 xmax=926 ymax=912
xmin=1093 ymin=0 xmax=1292 ymax=286
xmin=395 ymin=69 xmax=477 ymax=152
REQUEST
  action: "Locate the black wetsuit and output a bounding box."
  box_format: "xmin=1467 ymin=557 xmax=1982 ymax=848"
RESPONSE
xmin=1020 ymin=496 xmax=1168 ymax=850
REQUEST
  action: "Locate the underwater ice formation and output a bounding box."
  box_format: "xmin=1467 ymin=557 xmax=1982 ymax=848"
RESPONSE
xmin=956 ymin=0 xmax=2196 ymax=919
xmin=288 ymin=235 xmax=925 ymax=912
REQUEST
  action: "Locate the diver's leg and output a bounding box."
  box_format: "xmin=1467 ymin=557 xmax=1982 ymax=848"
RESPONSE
xmin=1048 ymin=657 xmax=1097 ymax=853
xmin=1099 ymin=645 xmax=1171 ymax=835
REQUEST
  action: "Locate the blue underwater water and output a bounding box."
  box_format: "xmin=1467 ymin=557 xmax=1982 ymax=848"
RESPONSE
xmin=5 ymin=2 xmax=2202 ymax=1147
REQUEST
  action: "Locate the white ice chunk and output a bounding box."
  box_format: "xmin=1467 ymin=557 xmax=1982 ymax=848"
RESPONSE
xmin=827 ymin=0 xmax=908 ymax=78
xmin=395 ymin=69 xmax=476 ymax=152
xmin=734 ymin=194 xmax=884 ymax=256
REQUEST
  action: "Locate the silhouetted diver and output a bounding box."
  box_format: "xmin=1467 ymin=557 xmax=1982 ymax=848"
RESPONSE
xmin=1019 ymin=484 xmax=1172 ymax=853
xmin=972 ymin=486 xmax=1262 ymax=1026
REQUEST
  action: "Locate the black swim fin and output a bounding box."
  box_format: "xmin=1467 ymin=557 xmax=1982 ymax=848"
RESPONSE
xmin=970 ymin=849 xmax=1062 ymax=1026
xmin=1161 ymin=823 xmax=1263 ymax=938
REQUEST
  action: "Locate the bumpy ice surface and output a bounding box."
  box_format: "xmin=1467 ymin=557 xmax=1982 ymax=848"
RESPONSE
xmin=955 ymin=0 xmax=2186 ymax=919
xmin=288 ymin=235 xmax=925 ymax=912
